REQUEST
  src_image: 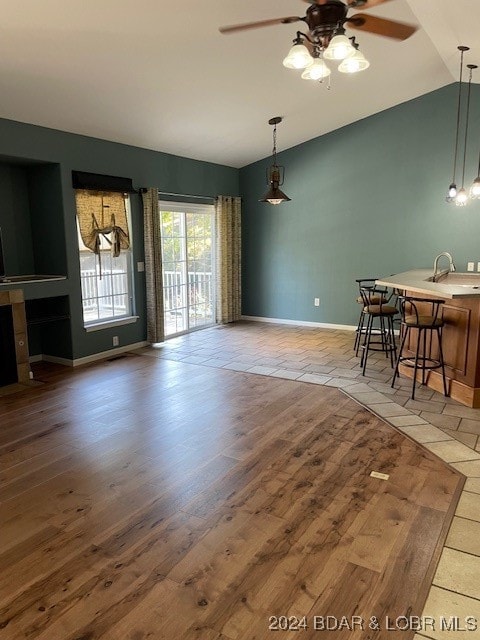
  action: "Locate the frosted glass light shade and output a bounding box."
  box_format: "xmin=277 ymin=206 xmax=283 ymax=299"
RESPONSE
xmin=455 ymin=188 xmax=468 ymax=206
xmin=324 ymin=34 xmax=354 ymax=60
xmin=470 ymin=177 xmax=480 ymax=199
xmin=283 ymin=43 xmax=313 ymax=69
xmin=338 ymin=49 xmax=370 ymax=73
xmin=301 ymin=58 xmax=331 ymax=80
xmin=448 ymin=183 xmax=457 ymax=199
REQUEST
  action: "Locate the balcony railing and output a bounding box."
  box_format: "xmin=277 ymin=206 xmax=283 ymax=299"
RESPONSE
xmin=163 ymin=270 xmax=213 ymax=312
xmin=80 ymin=268 xmax=214 ymax=326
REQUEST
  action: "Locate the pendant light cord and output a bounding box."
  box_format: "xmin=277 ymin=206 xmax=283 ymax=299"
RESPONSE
xmin=452 ymin=48 xmax=466 ymax=184
xmin=272 ymin=123 xmax=278 ymax=167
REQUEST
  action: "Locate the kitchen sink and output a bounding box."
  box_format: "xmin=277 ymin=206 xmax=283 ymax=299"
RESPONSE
xmin=428 ymin=272 xmax=480 ymax=287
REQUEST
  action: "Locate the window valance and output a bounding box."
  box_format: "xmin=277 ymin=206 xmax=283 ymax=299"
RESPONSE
xmin=75 ymin=190 xmax=130 ymax=256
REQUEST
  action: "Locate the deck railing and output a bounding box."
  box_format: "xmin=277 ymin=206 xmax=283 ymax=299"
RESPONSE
xmin=80 ymin=268 xmax=213 ymax=316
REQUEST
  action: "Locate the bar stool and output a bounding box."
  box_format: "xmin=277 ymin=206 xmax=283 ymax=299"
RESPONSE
xmin=391 ymin=296 xmax=448 ymax=400
xmin=354 ymin=279 xmax=389 ymax=356
xmin=359 ymin=286 xmax=398 ymax=375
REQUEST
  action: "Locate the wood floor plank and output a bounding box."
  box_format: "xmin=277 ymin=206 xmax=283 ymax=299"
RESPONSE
xmin=0 ymin=344 xmax=463 ymax=640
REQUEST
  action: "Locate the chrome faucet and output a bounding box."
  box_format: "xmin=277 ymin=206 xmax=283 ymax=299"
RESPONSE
xmin=433 ymin=252 xmax=456 ymax=281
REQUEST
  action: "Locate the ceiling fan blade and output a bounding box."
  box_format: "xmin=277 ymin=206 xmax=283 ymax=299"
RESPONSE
xmin=347 ymin=14 xmax=417 ymax=40
xmin=219 ymin=16 xmax=302 ymax=35
xmin=347 ymin=0 xmax=393 ymax=10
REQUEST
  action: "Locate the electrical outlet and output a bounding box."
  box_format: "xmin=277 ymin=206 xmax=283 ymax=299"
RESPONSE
xmin=467 ymin=262 xmax=475 ymax=272
xmin=137 ymin=261 xmax=145 ymax=272
xmin=314 ymin=297 xmax=320 ymax=307
xmin=477 ymin=262 xmax=480 ymax=272
xmin=112 ymin=336 xmax=119 ymax=347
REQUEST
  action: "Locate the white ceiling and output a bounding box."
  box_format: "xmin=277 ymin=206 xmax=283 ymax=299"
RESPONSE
xmin=0 ymin=1 xmax=478 ymax=168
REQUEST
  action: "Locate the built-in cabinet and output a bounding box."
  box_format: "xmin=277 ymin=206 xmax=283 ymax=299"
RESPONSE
xmin=0 ymin=289 xmax=30 ymax=386
xmin=0 ymin=158 xmax=71 ymax=361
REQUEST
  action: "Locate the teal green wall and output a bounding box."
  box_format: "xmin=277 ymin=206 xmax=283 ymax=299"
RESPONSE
xmin=0 ymin=163 xmax=35 ymax=274
xmin=0 ymin=119 xmax=238 ymax=359
xmin=240 ymin=84 xmax=480 ymax=326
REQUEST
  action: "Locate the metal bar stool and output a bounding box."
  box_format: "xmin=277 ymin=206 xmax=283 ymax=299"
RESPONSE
xmin=354 ymin=279 xmax=389 ymax=356
xmin=391 ymin=296 xmax=448 ymax=400
xmin=359 ymin=286 xmax=398 ymax=375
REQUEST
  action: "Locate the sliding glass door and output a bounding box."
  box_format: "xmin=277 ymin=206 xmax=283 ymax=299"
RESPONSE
xmin=159 ymin=202 xmax=215 ymax=337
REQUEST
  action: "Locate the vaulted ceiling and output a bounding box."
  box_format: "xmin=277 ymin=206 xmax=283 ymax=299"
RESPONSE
xmin=0 ymin=1 xmax=478 ymax=168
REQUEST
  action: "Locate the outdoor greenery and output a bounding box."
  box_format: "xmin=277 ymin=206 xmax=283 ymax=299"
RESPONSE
xmin=160 ymin=211 xmax=212 ymax=272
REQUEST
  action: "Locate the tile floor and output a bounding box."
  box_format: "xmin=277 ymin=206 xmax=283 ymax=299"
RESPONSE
xmin=138 ymin=321 xmax=480 ymax=639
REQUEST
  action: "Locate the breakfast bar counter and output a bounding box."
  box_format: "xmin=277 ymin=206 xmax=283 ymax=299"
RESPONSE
xmin=377 ymin=269 xmax=480 ymax=407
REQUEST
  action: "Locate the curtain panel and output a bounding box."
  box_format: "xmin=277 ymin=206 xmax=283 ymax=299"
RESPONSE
xmin=142 ymin=188 xmax=165 ymax=343
xmin=215 ymin=196 xmax=242 ymax=324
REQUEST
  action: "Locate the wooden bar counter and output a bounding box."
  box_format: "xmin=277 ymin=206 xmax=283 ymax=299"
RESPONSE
xmin=377 ymin=269 xmax=480 ymax=408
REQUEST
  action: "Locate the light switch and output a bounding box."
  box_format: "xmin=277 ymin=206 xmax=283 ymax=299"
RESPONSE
xmin=137 ymin=261 xmax=145 ymax=272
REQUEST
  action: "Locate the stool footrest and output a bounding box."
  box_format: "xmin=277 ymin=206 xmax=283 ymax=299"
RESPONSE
xmin=361 ymin=341 xmax=396 ymax=353
xmin=398 ymin=356 xmax=443 ymax=371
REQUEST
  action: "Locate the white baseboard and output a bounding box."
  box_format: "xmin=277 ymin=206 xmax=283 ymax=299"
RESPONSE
xmin=29 ymin=354 xmax=43 ymax=363
xmin=32 ymin=341 xmax=149 ymax=367
xmin=241 ymin=315 xmax=357 ymax=331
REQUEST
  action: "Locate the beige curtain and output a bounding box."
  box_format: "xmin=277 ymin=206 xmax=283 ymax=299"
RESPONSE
xmin=215 ymin=196 xmax=242 ymax=324
xmin=142 ymin=188 xmax=165 ymax=343
xmin=75 ymin=190 xmax=130 ymax=256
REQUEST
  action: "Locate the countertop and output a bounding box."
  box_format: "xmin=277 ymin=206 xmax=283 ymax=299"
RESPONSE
xmin=376 ymin=269 xmax=480 ymax=299
xmin=0 ymin=275 xmax=66 ymax=286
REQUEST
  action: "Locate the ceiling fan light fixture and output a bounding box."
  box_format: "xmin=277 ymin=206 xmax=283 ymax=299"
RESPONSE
xmin=338 ymin=48 xmax=370 ymax=73
xmin=220 ymin=2 xmax=419 ymax=88
xmin=324 ymin=33 xmax=355 ymax=61
xmin=283 ymin=42 xmax=313 ymax=70
xmin=301 ymin=57 xmax=331 ymax=80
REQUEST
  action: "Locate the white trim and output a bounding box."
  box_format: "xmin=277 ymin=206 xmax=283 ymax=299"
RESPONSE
xmin=159 ymin=200 xmax=215 ymax=214
xmin=241 ymin=315 xmax=357 ymax=331
xmin=36 ymin=341 xmax=149 ymax=367
xmin=29 ymin=354 xmax=43 ymax=363
xmin=84 ymin=316 xmax=139 ymax=332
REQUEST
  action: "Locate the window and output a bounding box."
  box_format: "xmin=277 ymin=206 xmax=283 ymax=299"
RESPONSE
xmin=159 ymin=201 xmax=215 ymax=337
xmin=75 ymin=191 xmax=134 ymax=327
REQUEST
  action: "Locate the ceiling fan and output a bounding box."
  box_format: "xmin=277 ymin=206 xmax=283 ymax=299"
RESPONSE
xmin=219 ymin=0 xmax=417 ymax=43
xmin=219 ymin=0 xmax=418 ymax=79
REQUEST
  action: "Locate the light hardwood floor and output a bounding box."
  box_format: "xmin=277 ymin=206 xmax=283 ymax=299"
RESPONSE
xmin=0 ymin=351 xmax=463 ymax=639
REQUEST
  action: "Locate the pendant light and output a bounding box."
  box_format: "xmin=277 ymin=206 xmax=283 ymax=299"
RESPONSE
xmin=455 ymin=63 xmax=477 ymax=207
xmin=259 ymin=117 xmax=291 ymax=205
xmin=446 ymin=46 xmax=469 ymax=203
xmin=471 ymin=107 xmax=480 ymax=199
xmin=471 ymin=162 xmax=480 ymax=199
